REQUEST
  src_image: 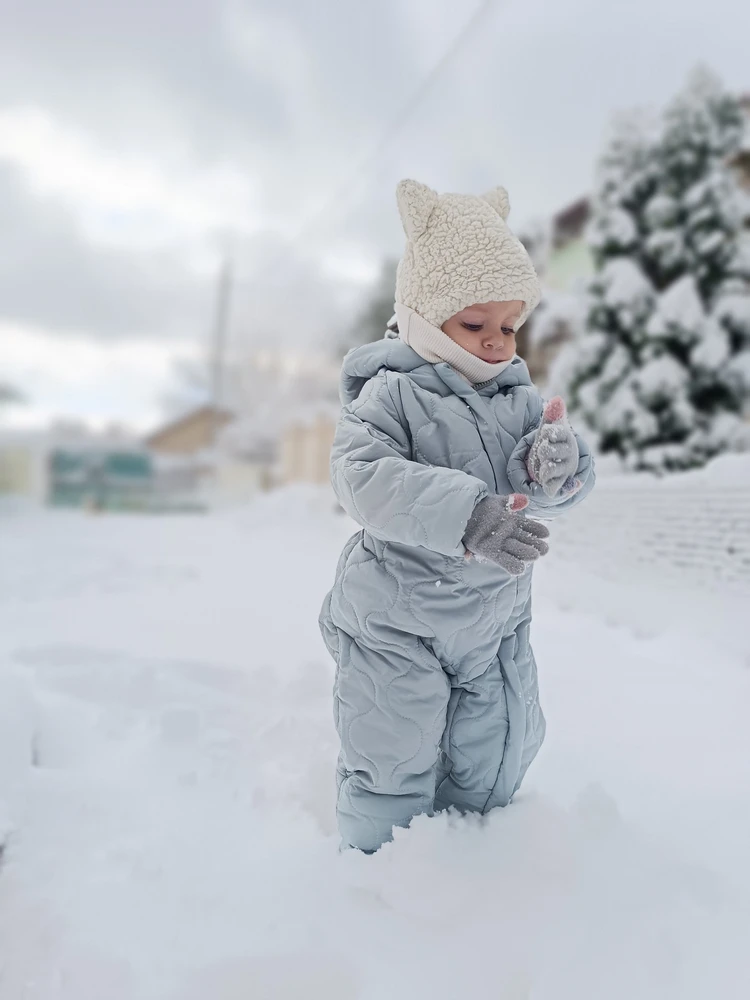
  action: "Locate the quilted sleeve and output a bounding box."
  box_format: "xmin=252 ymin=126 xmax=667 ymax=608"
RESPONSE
xmin=506 ymin=390 xmax=595 ymax=518
xmin=331 ymin=373 xmax=488 ymax=555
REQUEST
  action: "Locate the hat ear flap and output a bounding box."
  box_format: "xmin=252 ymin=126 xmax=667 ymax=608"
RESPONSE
xmin=396 ymin=179 xmax=438 ymax=240
xmin=481 ymin=186 xmax=511 ymax=221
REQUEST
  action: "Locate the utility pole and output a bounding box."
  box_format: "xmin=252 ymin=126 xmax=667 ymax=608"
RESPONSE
xmin=209 ymin=256 xmax=233 ymax=435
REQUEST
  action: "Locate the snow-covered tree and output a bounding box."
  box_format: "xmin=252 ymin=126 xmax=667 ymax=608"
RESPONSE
xmin=567 ymin=70 xmax=750 ymax=472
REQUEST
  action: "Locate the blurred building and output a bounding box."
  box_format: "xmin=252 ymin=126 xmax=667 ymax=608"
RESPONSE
xmin=145 ymin=405 xmax=233 ymax=455
xmin=144 ymin=403 xmax=235 ymax=506
xmin=213 ymin=411 xmax=277 ymax=501
xmin=0 ymin=355 xmax=345 ymax=510
xmin=729 ymin=93 xmax=750 ymax=192
xmin=0 ymin=425 xmax=156 ymax=511
xmin=50 ymin=447 xmax=153 ymax=511
xmin=279 ymin=402 xmax=340 ymax=487
xmin=0 ymin=432 xmax=47 ymax=502
xmin=144 ymin=358 xmax=342 ymax=502
xmin=523 ymin=197 xmax=592 ymax=385
xmin=543 ymin=198 xmax=593 ymax=294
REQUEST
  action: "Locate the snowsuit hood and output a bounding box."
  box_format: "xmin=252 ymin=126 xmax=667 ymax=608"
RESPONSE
xmin=339 ymin=335 xmax=535 ymax=407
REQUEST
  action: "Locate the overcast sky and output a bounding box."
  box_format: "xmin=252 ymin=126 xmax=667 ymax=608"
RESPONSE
xmin=1 ymin=0 xmax=749 ymax=429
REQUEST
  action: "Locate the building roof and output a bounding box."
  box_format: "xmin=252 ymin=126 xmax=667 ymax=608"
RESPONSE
xmin=551 ymin=197 xmax=591 ymax=249
xmin=144 ymin=405 xmax=234 ymax=448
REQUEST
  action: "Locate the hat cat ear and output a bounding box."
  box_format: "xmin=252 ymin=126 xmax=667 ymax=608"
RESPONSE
xmin=481 ymin=186 xmax=511 ymax=221
xmin=396 ymin=179 xmax=438 ymax=240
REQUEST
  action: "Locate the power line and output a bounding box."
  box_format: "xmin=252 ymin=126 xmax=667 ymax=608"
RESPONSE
xmin=253 ymin=0 xmax=499 ymax=284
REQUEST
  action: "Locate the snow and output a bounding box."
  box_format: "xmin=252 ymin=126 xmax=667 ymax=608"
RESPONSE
xmin=597 ymin=343 xmax=630 ymax=387
xmin=635 ymin=354 xmax=688 ymax=402
xmin=644 ymin=226 xmax=685 ymax=270
xmin=716 ymin=291 xmax=750 ymax=335
xmin=599 ymin=380 xmax=659 ymax=440
xmin=734 ymin=231 xmax=750 ymax=273
xmin=530 ymin=291 xmax=584 ymax=348
xmin=644 ymin=192 xmax=678 ymax=228
xmin=646 ymin=274 xmax=705 ymax=338
xmin=601 ymin=257 xmax=654 ymax=317
xmin=693 ymin=316 xmax=731 ymax=370
xmin=1 ymin=490 xmax=750 ymax=999
xmin=727 ymin=349 xmax=750 ymax=392
xmin=693 ymin=228 xmax=727 ymax=258
xmin=588 ymin=205 xmax=637 ymax=250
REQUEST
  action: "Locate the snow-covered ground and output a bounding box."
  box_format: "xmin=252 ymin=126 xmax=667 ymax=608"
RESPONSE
xmin=1 ymin=489 xmax=749 ymax=999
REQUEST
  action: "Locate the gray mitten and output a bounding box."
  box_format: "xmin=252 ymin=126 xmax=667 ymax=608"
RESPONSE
xmin=526 ymin=396 xmax=581 ymax=498
xmin=463 ymin=493 xmax=550 ymax=575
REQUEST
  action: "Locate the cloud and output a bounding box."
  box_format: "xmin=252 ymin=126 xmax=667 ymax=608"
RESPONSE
xmin=2 ymin=0 xmax=750 ymax=427
xmin=0 ymin=106 xmax=260 ymax=253
xmin=0 ymin=163 xmax=214 ymax=339
xmin=0 ymin=320 xmax=199 ymax=430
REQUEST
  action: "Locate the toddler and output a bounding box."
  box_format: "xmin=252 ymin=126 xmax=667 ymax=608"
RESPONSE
xmin=320 ymin=180 xmax=594 ymax=852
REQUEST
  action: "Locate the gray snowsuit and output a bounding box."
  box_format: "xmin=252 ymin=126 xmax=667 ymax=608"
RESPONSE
xmin=319 ymin=337 xmax=594 ymax=852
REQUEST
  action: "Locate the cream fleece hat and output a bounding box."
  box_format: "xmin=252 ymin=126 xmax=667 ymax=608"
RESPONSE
xmin=394 ymin=179 xmax=541 ymax=330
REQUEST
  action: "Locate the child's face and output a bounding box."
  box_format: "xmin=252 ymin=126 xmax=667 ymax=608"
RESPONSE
xmin=441 ymin=300 xmax=523 ymax=364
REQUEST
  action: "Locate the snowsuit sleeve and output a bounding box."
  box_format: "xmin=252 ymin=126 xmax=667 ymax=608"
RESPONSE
xmin=331 ymin=372 xmax=488 ymax=555
xmin=506 ymin=390 xmax=595 ymax=518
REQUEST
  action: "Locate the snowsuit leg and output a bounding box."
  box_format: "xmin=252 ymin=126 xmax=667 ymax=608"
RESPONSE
xmin=331 ymin=626 xmax=451 ymax=853
xmin=435 ymin=610 xmax=545 ymax=815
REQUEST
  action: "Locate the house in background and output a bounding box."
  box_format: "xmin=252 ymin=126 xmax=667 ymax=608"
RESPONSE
xmin=279 ymin=402 xmax=340 ymax=487
xmin=145 ymin=405 xmax=233 ymax=456
xmin=144 ymin=404 xmax=235 ymax=506
xmin=213 ymin=410 xmax=277 ymax=502
xmin=0 ymin=432 xmax=48 ymax=502
xmin=143 ymin=366 xmax=342 ymax=503
xmin=0 ymin=425 xmax=155 ymax=511
xmin=543 ymin=198 xmax=593 ymax=295
xmin=1 ymin=385 xmax=342 ymax=511
xmin=523 ymin=197 xmax=593 ymax=387
xmin=48 ymin=446 xmax=153 ymax=511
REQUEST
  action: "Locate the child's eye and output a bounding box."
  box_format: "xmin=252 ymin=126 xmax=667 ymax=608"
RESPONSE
xmin=461 ymin=322 xmax=483 ymax=332
xmin=502 ymin=327 xmax=515 ymax=336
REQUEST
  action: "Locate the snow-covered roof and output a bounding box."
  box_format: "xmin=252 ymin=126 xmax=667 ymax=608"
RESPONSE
xmin=144 ymin=405 xmax=234 ymax=446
